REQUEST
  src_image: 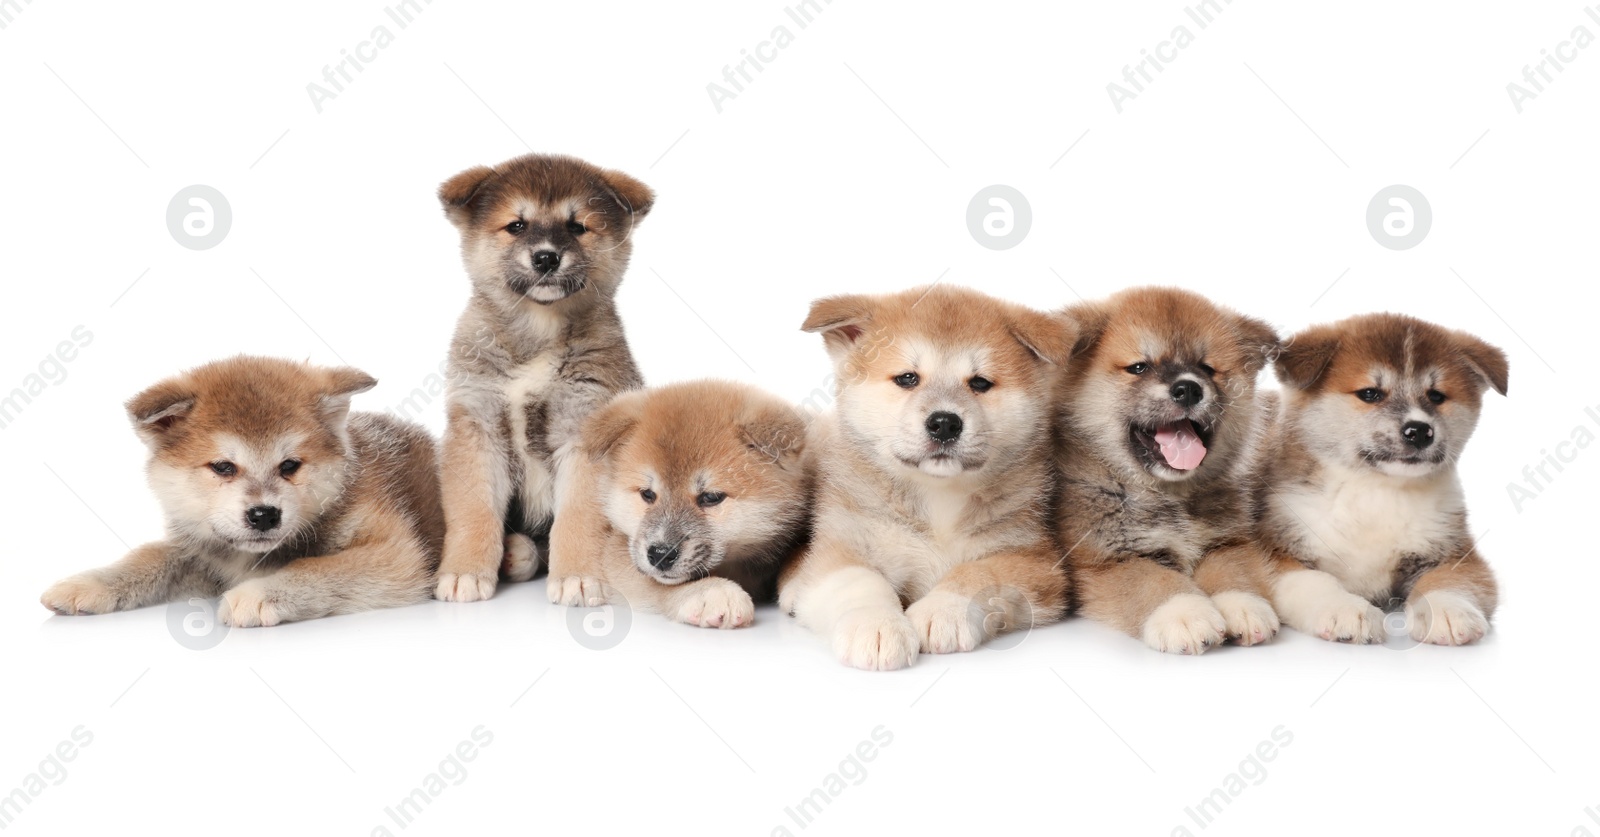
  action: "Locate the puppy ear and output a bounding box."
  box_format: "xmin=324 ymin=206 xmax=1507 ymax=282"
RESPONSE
xmin=1275 ymin=326 xmax=1341 ymax=391
xmin=438 ymin=165 xmax=496 ymax=227
xmin=582 ymin=392 xmax=645 ymax=462
xmin=801 ymin=294 xmax=875 ymax=355
xmin=126 ymin=378 xmax=196 ymax=447
xmin=1009 ymin=309 xmax=1078 ymax=367
xmin=320 ymin=366 xmax=378 ymax=425
xmin=739 ymin=405 xmax=807 ymax=471
xmin=599 ymin=168 xmax=655 ymax=220
xmin=1060 ymin=300 xmax=1111 ymax=360
xmin=1233 ymin=314 xmax=1282 ymax=376
xmin=1455 ymin=331 xmax=1509 ymax=396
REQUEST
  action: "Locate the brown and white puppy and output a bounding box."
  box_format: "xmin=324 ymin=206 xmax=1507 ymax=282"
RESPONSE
xmin=778 ymin=285 xmax=1074 ymax=671
xmin=432 ymin=154 xmax=652 ymax=602
xmin=546 ymin=381 xmax=810 ymax=627
xmin=1058 ymin=287 xmax=1280 ymax=654
xmin=40 ymin=356 xmax=442 ymax=626
xmin=1261 ymin=314 xmax=1506 ymax=645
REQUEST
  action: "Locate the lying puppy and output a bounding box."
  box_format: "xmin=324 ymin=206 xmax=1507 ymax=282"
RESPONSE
xmin=432 ymin=154 xmax=653 ymax=602
xmin=40 ymin=356 xmax=442 ymax=626
xmin=779 ymin=285 xmax=1074 ymax=670
xmin=546 ymin=381 xmax=810 ymax=627
xmin=1261 ymin=313 xmax=1507 ymax=645
xmin=1058 ymin=287 xmax=1281 ymax=654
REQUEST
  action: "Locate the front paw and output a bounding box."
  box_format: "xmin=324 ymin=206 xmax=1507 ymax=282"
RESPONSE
xmin=435 ymin=572 xmax=497 ymax=602
xmin=832 ymin=609 xmax=919 ymax=671
xmin=1142 ymin=593 xmax=1227 ymax=655
xmin=1211 ymin=591 xmax=1280 ymax=647
xmin=41 ymin=574 xmax=118 ymax=615
xmin=674 ymin=579 xmax=754 ymax=629
xmin=219 ymin=582 xmax=283 ymax=628
xmin=500 ymin=533 xmax=542 ymax=582
xmin=906 ymin=590 xmax=986 ymax=654
xmin=547 ymin=575 xmax=612 ymax=607
xmin=1300 ymin=595 xmax=1386 ymax=644
xmin=1406 ymin=590 xmax=1488 ymax=646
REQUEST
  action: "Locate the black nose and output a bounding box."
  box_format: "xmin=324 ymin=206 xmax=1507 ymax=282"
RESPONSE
xmin=925 ymin=411 xmax=963 ymax=443
xmin=1170 ymin=380 xmax=1203 ymax=407
xmin=646 ymin=543 xmax=679 ymax=570
xmin=1401 ymin=421 xmax=1435 ymax=449
xmin=532 ymin=250 xmax=561 ymax=274
xmin=245 ymin=505 xmax=281 ymax=532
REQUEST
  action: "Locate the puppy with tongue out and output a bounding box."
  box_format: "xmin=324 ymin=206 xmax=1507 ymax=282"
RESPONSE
xmin=1055 ymin=287 xmax=1282 ymax=654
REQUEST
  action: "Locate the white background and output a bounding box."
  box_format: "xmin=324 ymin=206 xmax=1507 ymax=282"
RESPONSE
xmin=2 ymin=1 xmax=1595 ymax=834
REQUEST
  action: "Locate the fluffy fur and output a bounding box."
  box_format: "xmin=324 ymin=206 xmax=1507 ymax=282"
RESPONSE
xmin=40 ymin=356 xmax=442 ymax=626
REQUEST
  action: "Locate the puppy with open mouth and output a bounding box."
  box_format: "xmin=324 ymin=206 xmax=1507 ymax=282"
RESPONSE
xmin=1261 ymin=313 xmax=1507 ymax=645
xmin=1058 ymin=287 xmax=1281 ymax=654
xmin=778 ymin=285 xmax=1075 ymax=670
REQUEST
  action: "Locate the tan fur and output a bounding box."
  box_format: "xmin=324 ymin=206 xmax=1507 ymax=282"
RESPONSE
xmin=545 ymin=381 xmax=811 ymax=627
xmin=779 ymin=285 xmax=1073 ymax=670
xmin=40 ymin=356 xmax=442 ymax=625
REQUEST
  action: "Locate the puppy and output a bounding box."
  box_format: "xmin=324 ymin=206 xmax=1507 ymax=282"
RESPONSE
xmin=1260 ymin=314 xmax=1506 ymax=645
xmin=432 ymin=154 xmax=653 ymax=602
xmin=40 ymin=356 xmax=442 ymax=626
xmin=778 ymin=285 xmax=1074 ymax=671
xmin=546 ymin=381 xmax=810 ymax=627
xmin=1058 ymin=287 xmax=1280 ymax=654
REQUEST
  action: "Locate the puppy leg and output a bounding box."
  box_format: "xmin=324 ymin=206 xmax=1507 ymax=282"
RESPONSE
xmin=662 ymin=578 xmax=755 ymax=629
xmin=1403 ymin=550 xmax=1497 ymax=646
xmin=41 ymin=542 xmax=215 ymax=614
xmin=1076 ymin=557 xmax=1224 ymax=654
xmin=1269 ymin=555 xmax=1384 ymax=643
xmin=780 ymin=544 xmax=917 ymax=671
xmin=221 ymin=525 xmax=432 ymax=627
xmin=1194 ymin=544 xmax=1279 ymax=646
xmin=546 ymin=454 xmax=615 ymax=607
xmin=436 ymin=406 xmax=513 ymax=602
xmin=907 ymin=550 xmax=1067 ymax=654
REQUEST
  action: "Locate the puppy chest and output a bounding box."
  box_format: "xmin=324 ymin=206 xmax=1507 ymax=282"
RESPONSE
xmin=1275 ymin=472 xmax=1461 ymax=596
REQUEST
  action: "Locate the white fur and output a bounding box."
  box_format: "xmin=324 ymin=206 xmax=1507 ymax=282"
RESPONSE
xmin=1271 ymin=568 xmax=1385 ymax=643
xmin=1141 ymin=593 xmax=1226 ymax=654
xmin=1210 ymin=590 xmax=1279 ymax=646
xmin=1406 ymin=589 xmax=1488 ymax=645
xmin=673 ymin=578 xmax=754 ymax=629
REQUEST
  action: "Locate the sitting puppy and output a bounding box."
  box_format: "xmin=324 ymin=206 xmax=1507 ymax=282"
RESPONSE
xmin=432 ymin=154 xmax=653 ymax=602
xmin=40 ymin=356 xmax=442 ymax=627
xmin=545 ymin=381 xmax=810 ymax=627
xmin=778 ymin=285 xmax=1074 ymax=670
xmin=1261 ymin=313 xmax=1506 ymax=645
xmin=1058 ymin=287 xmax=1281 ymax=654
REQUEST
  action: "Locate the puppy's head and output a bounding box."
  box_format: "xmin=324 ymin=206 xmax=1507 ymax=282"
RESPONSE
xmin=1063 ymin=287 xmax=1278 ymax=483
xmin=581 ymin=382 xmax=808 ymax=585
xmin=126 ymin=356 xmax=375 ymax=553
xmin=1276 ymin=313 xmax=1507 ymax=477
xmin=438 ymin=154 xmax=653 ymax=306
xmin=803 ymin=285 xmax=1075 ymax=480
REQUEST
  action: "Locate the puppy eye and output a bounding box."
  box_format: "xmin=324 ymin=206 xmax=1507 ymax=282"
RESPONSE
xmin=639 ymin=488 xmax=657 ymax=504
xmin=1427 ymin=389 xmax=1447 ymax=404
xmin=893 ymin=372 xmax=919 ymax=389
xmin=697 ymin=491 xmax=726 ymax=508
xmin=279 ymin=459 xmax=302 ymax=478
xmin=1198 ymin=363 xmax=1216 ymax=377
xmin=505 ymin=220 xmax=527 ymax=234
xmin=1356 ymin=388 xmax=1386 ymax=404
xmin=968 ymin=376 xmax=993 ymax=393
xmin=209 ymin=461 xmax=237 ymax=477
xmin=1125 ymin=362 xmax=1150 ymax=375
xmin=566 ymin=220 xmax=586 ymax=235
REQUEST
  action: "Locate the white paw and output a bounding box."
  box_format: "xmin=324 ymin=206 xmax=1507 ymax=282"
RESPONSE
xmin=1406 ymin=590 xmax=1488 ymax=646
xmin=1142 ymin=593 xmax=1227 ymax=655
xmin=1306 ymin=595 xmax=1386 ymax=644
xmin=435 ymin=572 xmax=497 ymax=603
xmin=675 ymin=579 xmax=754 ymax=629
xmin=832 ymin=609 xmax=919 ymax=671
xmin=219 ymin=582 xmax=283 ymax=628
xmin=547 ymin=575 xmax=612 ymax=607
xmin=1211 ymin=591 xmax=1280 ymax=646
xmin=41 ymin=574 xmax=117 ymax=615
xmin=500 ymin=533 xmax=542 ymax=582
xmin=906 ymin=590 xmax=986 ymax=654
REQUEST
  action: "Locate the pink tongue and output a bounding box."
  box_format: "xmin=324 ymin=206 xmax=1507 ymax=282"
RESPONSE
xmin=1153 ymin=422 xmax=1207 ymax=470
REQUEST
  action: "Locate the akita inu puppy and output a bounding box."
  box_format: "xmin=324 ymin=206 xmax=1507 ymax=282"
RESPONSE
xmin=1261 ymin=313 xmax=1507 ymax=645
xmin=546 ymin=381 xmax=811 ymax=627
xmin=432 ymin=154 xmax=653 ymax=602
xmin=1058 ymin=287 xmax=1281 ymax=654
xmin=779 ymin=285 xmax=1075 ymax=671
xmin=40 ymin=356 xmax=442 ymax=626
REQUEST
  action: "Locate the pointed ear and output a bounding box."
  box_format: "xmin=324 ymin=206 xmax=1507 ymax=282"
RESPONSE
xmin=126 ymin=378 xmax=196 ymax=447
xmin=1233 ymin=314 xmax=1282 ymax=376
xmin=438 ymin=165 xmax=496 ymax=227
xmin=581 ymin=392 xmax=645 ymax=462
xmin=1060 ymin=300 xmax=1111 ymax=360
xmin=319 ymin=367 xmax=377 ymax=424
xmin=801 ymin=294 xmax=876 ymax=357
xmin=1276 ymin=326 xmax=1342 ymax=391
xmin=599 ymin=168 xmax=655 ymax=220
xmin=739 ymin=404 xmax=807 ymax=471
xmin=1009 ymin=309 xmax=1078 ymax=367
xmin=1455 ymin=331 xmax=1509 ymax=396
